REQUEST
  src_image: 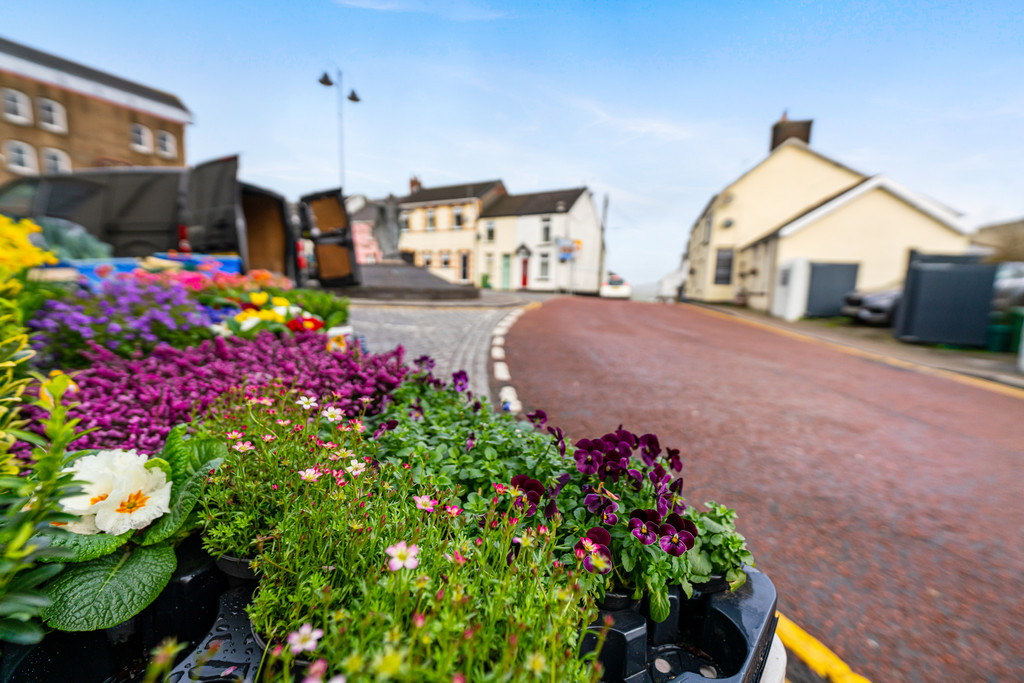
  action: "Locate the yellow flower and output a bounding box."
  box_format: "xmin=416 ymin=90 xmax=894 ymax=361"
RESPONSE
xmin=372 ymin=647 xmax=404 ymax=678
xmin=0 ymin=215 xmax=58 ymax=277
xmin=256 ymin=309 xmax=285 ymax=323
xmin=249 ymin=291 xmax=269 ymax=306
xmin=271 ymin=296 xmax=290 ymax=307
xmin=525 ymin=652 xmax=546 ymax=675
xmin=342 ymin=653 xmax=365 ymax=673
xmin=234 ymin=309 xmax=257 ymax=322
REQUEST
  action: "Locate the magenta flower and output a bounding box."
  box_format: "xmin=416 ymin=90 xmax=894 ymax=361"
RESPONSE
xmin=583 ymin=545 xmax=612 ymax=574
xmin=444 ymin=505 xmax=462 ymax=517
xmin=386 ymin=541 xmax=420 ymax=571
xmin=573 ymin=527 xmax=612 ymax=558
xmin=510 ymin=475 xmax=545 ymax=516
xmin=574 ymin=449 xmax=603 ymax=476
xmin=658 ymin=522 xmax=696 ymax=556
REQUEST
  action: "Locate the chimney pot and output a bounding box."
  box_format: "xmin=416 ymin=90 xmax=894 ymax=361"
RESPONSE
xmin=410 ymin=176 xmax=422 ymax=194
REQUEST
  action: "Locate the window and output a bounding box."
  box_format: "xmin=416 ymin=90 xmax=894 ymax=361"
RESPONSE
xmin=130 ymin=123 xmax=153 ymax=153
xmin=399 ymin=211 xmax=409 ymax=232
xmin=539 ymin=252 xmax=550 ymax=279
xmin=714 ymin=249 xmax=734 ymax=285
xmin=541 ymin=217 xmax=551 ymax=243
xmin=3 ymin=89 xmax=32 ymax=125
xmin=3 ymin=141 xmax=38 ymax=174
xmin=485 ymin=253 xmax=494 ymax=276
xmin=460 ymin=253 xmax=469 ymax=280
xmin=486 ymin=221 xmax=495 ymax=241
xmin=422 ymin=252 xmax=432 ymax=267
xmin=37 ymin=98 xmax=67 ymax=133
xmin=41 ymin=148 xmax=71 ymax=174
xmin=426 ymin=209 xmax=435 ymax=231
xmin=441 ymin=252 xmax=450 ymax=268
xmin=452 ymin=206 xmax=463 ymax=229
xmin=156 ymin=130 xmax=177 ymax=159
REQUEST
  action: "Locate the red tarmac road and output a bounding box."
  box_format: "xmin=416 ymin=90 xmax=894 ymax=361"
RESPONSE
xmin=504 ymin=297 xmax=1024 ymax=683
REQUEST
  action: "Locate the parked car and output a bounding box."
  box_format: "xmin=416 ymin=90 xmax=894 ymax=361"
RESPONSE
xmin=841 ymin=288 xmax=902 ymax=326
xmin=993 ymin=262 xmax=1024 ymax=312
xmin=599 ymin=273 xmax=632 ymax=299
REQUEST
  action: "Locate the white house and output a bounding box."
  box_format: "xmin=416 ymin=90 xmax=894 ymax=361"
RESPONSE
xmin=478 ymin=187 xmax=604 ymax=294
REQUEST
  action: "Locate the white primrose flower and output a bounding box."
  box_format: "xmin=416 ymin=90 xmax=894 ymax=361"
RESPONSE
xmin=60 ymin=449 xmax=172 ymax=536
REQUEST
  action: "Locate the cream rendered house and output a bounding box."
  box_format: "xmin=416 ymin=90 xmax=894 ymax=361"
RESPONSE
xmin=478 ymin=187 xmax=604 ymax=293
xmin=398 ymin=178 xmax=506 ymax=284
xmin=683 ymin=117 xmax=969 ymax=315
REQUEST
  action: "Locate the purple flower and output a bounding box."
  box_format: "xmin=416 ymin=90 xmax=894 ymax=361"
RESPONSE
xmin=628 ymin=516 xmax=658 ymax=545
xmin=414 ymin=355 xmax=435 ymax=371
xmin=574 ymin=527 xmax=611 ymax=556
xmin=451 ymin=370 xmax=469 ymax=392
xmin=666 ymin=447 xmax=683 ymax=472
xmin=549 ymin=473 xmax=571 ymax=497
xmin=510 ymin=474 xmax=545 ymax=516
xmin=527 ymin=409 xmax=547 ymax=429
xmin=574 ymin=449 xmax=603 ymax=475
xmin=583 ymin=493 xmax=604 ymax=513
xmin=466 ymin=432 xmax=476 ymax=452
xmin=547 ymin=426 xmax=566 ymax=457
xmin=658 ymin=524 xmax=695 ymax=556
xmin=639 ymin=433 xmax=661 ymax=467
xmin=583 ymin=545 xmax=612 ymax=574
xmin=373 ymin=419 xmax=399 ymax=439
xmin=600 ymin=508 xmax=618 ymax=525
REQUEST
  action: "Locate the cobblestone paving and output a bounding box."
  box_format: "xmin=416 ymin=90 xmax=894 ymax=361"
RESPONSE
xmin=349 ymin=305 xmax=509 ymax=399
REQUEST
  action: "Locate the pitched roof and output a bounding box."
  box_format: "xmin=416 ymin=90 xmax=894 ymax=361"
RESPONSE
xmin=0 ymin=36 xmax=190 ymax=116
xmin=740 ymin=174 xmax=968 ymax=249
xmin=350 ymin=202 xmax=379 ymax=222
xmin=399 ymin=180 xmax=502 ymax=205
xmin=480 ymin=187 xmax=587 ymax=217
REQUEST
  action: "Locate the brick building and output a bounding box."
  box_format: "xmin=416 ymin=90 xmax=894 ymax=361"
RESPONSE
xmin=0 ymin=36 xmax=191 ymax=184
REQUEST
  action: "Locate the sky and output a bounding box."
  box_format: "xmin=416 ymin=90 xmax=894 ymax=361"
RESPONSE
xmin=6 ymin=1 xmax=1024 ymax=285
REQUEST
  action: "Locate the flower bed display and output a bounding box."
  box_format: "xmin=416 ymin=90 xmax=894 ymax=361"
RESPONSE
xmin=0 ymin=214 xmax=774 ymax=683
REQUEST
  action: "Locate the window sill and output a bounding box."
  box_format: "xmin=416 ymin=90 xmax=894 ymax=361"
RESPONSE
xmin=3 ymin=115 xmax=32 ymax=126
xmin=39 ymin=123 xmax=68 ymax=134
xmin=130 ymin=145 xmax=153 ymax=154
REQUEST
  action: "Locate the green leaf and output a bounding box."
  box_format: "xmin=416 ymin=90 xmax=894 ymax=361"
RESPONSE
xmin=701 ymin=518 xmax=727 ymax=534
xmin=144 ymin=457 xmax=172 ymax=478
xmin=648 ymin=587 xmax=671 ymax=623
xmin=188 ymin=439 xmax=229 ymax=471
xmin=0 ymin=617 xmax=46 ymax=644
xmin=43 ymin=545 xmax=177 ymax=631
xmin=141 ymin=457 xmax=223 ymax=546
xmin=40 ymin=530 xmax=130 ymax=563
xmin=160 ymin=424 xmax=190 ymax=480
xmin=620 ymin=550 xmax=636 ymax=573
xmin=687 ymin=551 xmax=714 ymax=577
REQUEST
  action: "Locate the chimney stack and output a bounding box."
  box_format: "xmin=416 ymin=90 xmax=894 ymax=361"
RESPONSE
xmin=770 ymin=113 xmax=813 ymax=152
xmin=409 ymin=176 xmax=422 ymax=194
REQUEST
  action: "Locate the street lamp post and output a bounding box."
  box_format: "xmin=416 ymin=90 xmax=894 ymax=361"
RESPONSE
xmin=318 ymin=70 xmax=360 ymax=191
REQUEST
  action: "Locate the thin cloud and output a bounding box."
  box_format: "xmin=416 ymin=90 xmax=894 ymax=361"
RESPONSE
xmin=334 ymin=0 xmax=505 ymax=21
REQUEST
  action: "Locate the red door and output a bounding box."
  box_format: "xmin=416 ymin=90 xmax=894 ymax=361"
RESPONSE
xmin=521 ymin=257 xmax=529 ymax=288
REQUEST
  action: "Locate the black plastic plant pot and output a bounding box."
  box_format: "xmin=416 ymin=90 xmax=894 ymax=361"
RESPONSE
xmin=167 ymin=586 xmax=261 ymax=683
xmin=0 ymin=537 xmax=227 ymax=683
xmin=581 ymin=566 xmax=778 ymax=683
xmin=215 ymin=553 xmax=258 ymax=582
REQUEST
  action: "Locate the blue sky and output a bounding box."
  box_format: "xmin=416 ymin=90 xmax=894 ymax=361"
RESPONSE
xmin=7 ymin=1 xmax=1024 ymax=284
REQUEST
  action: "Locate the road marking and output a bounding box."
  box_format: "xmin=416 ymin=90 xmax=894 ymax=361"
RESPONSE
xmin=776 ymin=612 xmax=872 ymax=683
xmin=691 ymin=306 xmax=1024 ymax=401
xmin=488 ymin=300 xmax=544 ymax=414
xmin=491 ymin=346 xmax=506 ymax=360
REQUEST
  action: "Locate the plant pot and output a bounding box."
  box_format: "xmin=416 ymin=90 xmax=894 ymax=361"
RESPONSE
xmin=582 ymin=566 xmax=778 ymax=683
xmin=692 ymin=573 xmax=730 ymax=597
xmin=215 ymin=553 xmax=258 ymax=581
xmin=598 ymin=589 xmax=642 ymax=612
xmin=1 ymin=536 xmax=227 ymax=683
xmin=168 ymin=585 xmax=261 ymax=683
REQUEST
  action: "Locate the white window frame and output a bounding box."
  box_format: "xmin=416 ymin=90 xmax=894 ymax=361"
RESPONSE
xmin=422 ymin=252 xmax=432 ymax=267
xmin=541 ymin=216 xmax=551 ymax=243
xmin=441 ymin=252 xmax=450 ymax=268
xmin=426 ymin=208 xmax=435 ymax=231
xmin=37 ymin=98 xmax=67 ymax=133
xmin=130 ymin=123 xmax=153 ymax=153
xmin=485 ymin=221 xmax=495 ymax=242
xmin=156 ymin=130 xmax=177 ymax=159
xmin=399 ymin=211 xmax=409 ymax=232
xmin=539 ymin=252 xmax=550 ymax=280
xmin=4 ymin=140 xmax=38 ymax=174
xmin=41 ymin=147 xmax=72 ymax=174
xmin=3 ymin=89 xmax=32 ymax=125
xmin=452 ymin=206 xmax=463 ymax=229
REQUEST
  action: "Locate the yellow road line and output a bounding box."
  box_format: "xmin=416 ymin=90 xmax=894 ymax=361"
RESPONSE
xmin=690 ymin=306 xmax=1024 ymax=401
xmin=776 ymin=612 xmax=871 ymax=683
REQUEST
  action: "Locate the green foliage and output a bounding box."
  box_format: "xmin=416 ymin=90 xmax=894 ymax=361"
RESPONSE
xmin=281 ymin=288 xmax=350 ymax=326
xmin=683 ymin=501 xmax=755 ymax=590
xmin=36 ymin=217 xmax=113 ymax=260
xmin=0 ymin=313 xmax=35 ymax=473
xmin=0 ymin=372 xmax=82 ymax=643
xmin=42 ymin=544 xmax=176 ymax=631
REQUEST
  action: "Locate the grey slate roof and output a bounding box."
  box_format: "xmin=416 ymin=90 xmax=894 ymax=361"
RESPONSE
xmin=480 ymin=187 xmax=586 ymax=217
xmin=0 ymin=36 xmax=190 ymax=114
xmin=399 ymin=180 xmax=502 ymax=205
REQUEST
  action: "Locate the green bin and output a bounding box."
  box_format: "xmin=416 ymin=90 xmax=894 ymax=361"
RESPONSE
xmin=1009 ymin=307 xmax=1024 ymax=353
xmin=986 ymin=324 xmax=1011 ymax=352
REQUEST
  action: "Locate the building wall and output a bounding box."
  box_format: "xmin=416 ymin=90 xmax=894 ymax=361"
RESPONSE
xmin=1 ymin=71 xmax=186 ymax=184
xmin=685 ymin=142 xmax=863 ymax=302
xmin=515 ymin=192 xmax=602 ymax=293
xmin=398 ymin=200 xmax=479 ymax=283
xmin=351 ymin=219 xmax=382 ymax=264
xmin=776 ymin=187 xmax=970 ymax=293
xmin=476 ymin=214 xmax=517 ymax=289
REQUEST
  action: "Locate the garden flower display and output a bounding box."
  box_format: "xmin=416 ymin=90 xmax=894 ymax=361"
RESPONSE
xmin=60 ymin=449 xmax=172 ymax=535
xmin=0 ymin=215 xmax=59 ymax=277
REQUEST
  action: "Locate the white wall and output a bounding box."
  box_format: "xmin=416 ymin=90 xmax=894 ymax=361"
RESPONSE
xmin=514 ymin=191 xmax=603 ymax=294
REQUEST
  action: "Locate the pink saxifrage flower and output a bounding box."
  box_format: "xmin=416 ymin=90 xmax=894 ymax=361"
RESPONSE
xmin=233 ymin=440 xmax=254 ymax=453
xmin=444 ymin=505 xmax=462 ymax=517
xmin=226 ymin=430 xmax=244 ymax=439
xmin=413 ymin=495 xmax=437 ymax=512
xmin=262 ymin=434 xmax=276 ymax=442
xmin=299 ymin=468 xmax=322 ymax=483
xmin=286 ymin=623 xmax=324 ymax=655
xmin=385 ymin=541 xmax=420 ymax=571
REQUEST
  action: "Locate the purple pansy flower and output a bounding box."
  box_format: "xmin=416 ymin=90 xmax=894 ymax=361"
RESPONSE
xmin=547 ymin=426 xmax=566 ymax=457
xmin=658 ymin=523 xmax=695 ymax=556
xmin=451 ymin=370 xmax=469 ymax=392
xmin=574 ymin=450 xmax=603 ymax=476
xmin=510 ymin=474 xmax=545 ymax=516
xmin=527 ymin=409 xmax=547 ymax=429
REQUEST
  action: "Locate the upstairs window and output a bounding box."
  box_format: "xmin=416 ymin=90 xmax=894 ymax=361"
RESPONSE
xmin=399 ymin=211 xmax=409 ymax=232
xmin=4 ymin=141 xmax=38 ymax=174
xmin=539 ymin=252 xmax=550 ymax=279
xmin=37 ymin=98 xmax=67 ymax=133
xmin=156 ymin=130 xmax=177 ymax=159
xmin=441 ymin=252 xmax=450 ymax=268
xmin=714 ymin=248 xmax=734 ymax=285
xmin=3 ymin=89 xmax=32 ymax=125
xmin=485 ymin=221 xmax=495 ymax=242
xmin=422 ymin=252 xmax=432 ymax=267
xmin=541 ymin=217 xmax=551 ymax=243
xmin=130 ymin=123 xmax=153 ymax=153
xmin=452 ymin=206 xmax=463 ymax=229
xmin=426 ymin=209 xmax=435 ymax=231
xmin=41 ymin=148 xmax=71 ymax=174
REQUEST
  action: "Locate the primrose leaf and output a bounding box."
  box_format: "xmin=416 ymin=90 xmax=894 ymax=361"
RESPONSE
xmin=160 ymin=424 xmax=190 ymax=480
xmin=141 ymin=457 xmax=223 ymax=546
xmin=38 ymin=529 xmax=130 ymax=563
xmin=43 ymin=544 xmax=176 ymax=631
